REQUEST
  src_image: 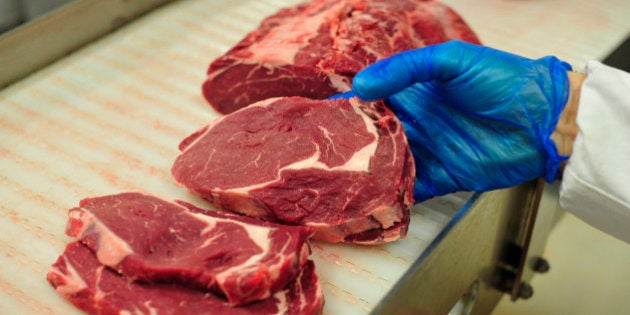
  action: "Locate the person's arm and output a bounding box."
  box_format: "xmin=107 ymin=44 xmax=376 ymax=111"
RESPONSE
xmin=551 ymin=72 xmax=586 ymax=157
xmin=559 ymin=61 xmax=630 ymax=244
xmin=552 ymin=71 xmax=586 ymax=175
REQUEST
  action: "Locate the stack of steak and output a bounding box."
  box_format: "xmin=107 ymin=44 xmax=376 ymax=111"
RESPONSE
xmin=48 ymin=193 xmax=323 ymax=314
xmin=48 ymin=0 xmax=480 ymax=313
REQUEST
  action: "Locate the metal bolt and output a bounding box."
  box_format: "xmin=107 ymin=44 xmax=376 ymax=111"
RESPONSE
xmin=518 ymin=282 xmax=534 ymax=300
xmin=533 ymin=257 xmax=550 ymax=273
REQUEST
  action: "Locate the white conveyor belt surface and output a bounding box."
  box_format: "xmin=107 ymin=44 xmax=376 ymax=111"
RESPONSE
xmin=0 ymin=0 xmax=628 ymax=314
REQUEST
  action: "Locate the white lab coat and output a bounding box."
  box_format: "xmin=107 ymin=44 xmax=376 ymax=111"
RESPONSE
xmin=560 ymin=61 xmax=630 ymax=244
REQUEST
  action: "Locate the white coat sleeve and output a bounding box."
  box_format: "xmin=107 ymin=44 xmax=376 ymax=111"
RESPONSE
xmin=559 ymin=60 xmax=630 ymax=244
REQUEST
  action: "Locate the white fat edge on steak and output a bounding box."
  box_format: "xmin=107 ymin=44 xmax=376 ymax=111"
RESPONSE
xmin=280 ymin=96 xmax=380 ymax=173
xmin=307 ymin=210 xmax=404 ymax=244
xmin=242 ymin=1 xmax=348 ymax=66
xmin=354 ymin=6 xmax=429 ymax=57
xmin=48 ymin=255 xmax=88 ymax=296
xmin=330 ymin=11 xmax=385 ymax=65
xmin=188 ymin=211 xmax=292 ymax=288
xmin=205 ymin=1 xmax=355 ymax=83
xmin=271 ymin=287 xmax=290 ymax=315
xmin=290 ymin=262 xmax=322 ymax=315
xmin=355 ymin=221 xmax=406 ymax=245
xmin=369 ymin=203 xmax=404 ymax=230
xmin=91 ymin=267 xmax=108 ymax=303
xmin=225 ymin=97 xmax=380 ymax=194
xmin=327 ymin=72 xmax=351 ymax=91
xmin=119 ymin=301 xmax=159 ymax=315
xmin=69 ymin=209 xmax=134 ymax=267
xmin=291 ymin=268 xmax=308 ymax=314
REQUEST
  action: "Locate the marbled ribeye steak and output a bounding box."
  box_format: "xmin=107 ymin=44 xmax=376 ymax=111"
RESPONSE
xmin=62 ymin=192 xmax=315 ymax=306
xmin=202 ymin=0 xmax=481 ymax=114
xmin=47 ymin=243 xmax=324 ymax=315
xmin=172 ymin=97 xmax=415 ymax=244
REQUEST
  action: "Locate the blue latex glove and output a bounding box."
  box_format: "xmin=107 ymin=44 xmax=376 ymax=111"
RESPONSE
xmin=352 ymin=40 xmax=572 ymax=202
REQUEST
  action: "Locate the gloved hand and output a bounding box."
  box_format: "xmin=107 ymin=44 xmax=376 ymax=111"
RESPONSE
xmin=352 ymin=40 xmax=572 ymax=202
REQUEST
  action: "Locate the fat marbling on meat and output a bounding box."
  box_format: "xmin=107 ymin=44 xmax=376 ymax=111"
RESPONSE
xmin=64 ymin=192 xmax=314 ymax=306
xmin=172 ymin=97 xmax=415 ymax=244
xmin=202 ymin=0 xmax=480 ymax=114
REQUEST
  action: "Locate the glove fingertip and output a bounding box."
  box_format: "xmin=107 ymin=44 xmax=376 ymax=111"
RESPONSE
xmin=352 ymin=72 xmax=382 ymax=101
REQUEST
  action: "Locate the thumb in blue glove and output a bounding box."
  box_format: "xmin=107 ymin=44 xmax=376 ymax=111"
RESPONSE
xmin=352 ymin=40 xmax=572 ymax=202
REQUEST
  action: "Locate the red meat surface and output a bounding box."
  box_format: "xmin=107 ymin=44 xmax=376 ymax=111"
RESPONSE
xmin=47 ymin=242 xmax=324 ymax=315
xmin=202 ymin=0 xmax=480 ymax=114
xmin=172 ymin=97 xmax=415 ymax=244
xmin=64 ymin=192 xmax=314 ymax=306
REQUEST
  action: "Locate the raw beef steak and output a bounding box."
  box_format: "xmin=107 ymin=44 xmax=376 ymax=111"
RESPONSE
xmin=65 ymin=192 xmax=314 ymax=306
xmin=202 ymin=0 xmax=481 ymax=114
xmin=171 ymin=97 xmax=415 ymax=244
xmin=47 ymin=242 xmax=324 ymax=315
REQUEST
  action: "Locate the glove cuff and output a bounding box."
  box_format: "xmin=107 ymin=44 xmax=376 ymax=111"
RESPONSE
xmin=538 ymin=57 xmax=572 ymax=182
